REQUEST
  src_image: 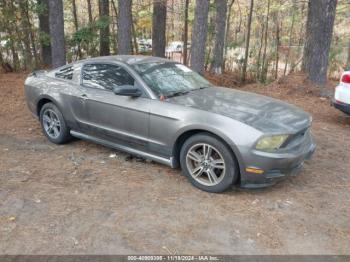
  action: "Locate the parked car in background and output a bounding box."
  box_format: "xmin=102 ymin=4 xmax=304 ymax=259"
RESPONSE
xmin=138 ymin=43 xmax=152 ymax=53
xmin=0 ymin=39 xmax=8 ymax=47
xmin=137 ymin=38 xmax=152 ymax=54
xmin=332 ymin=71 xmax=350 ymax=115
xmin=24 ymin=56 xmax=316 ymax=193
xmin=166 ymin=41 xmax=184 ymax=53
xmin=137 ymin=38 xmax=152 ymax=46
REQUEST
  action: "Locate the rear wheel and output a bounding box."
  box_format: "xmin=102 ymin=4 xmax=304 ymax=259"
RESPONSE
xmin=180 ymin=133 xmax=238 ymax=193
xmin=40 ymin=103 xmax=72 ymax=144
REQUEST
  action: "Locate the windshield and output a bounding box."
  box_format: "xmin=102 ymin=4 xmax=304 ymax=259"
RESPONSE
xmin=132 ymin=62 xmax=212 ymax=97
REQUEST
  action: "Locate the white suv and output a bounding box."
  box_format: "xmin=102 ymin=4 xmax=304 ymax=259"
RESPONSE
xmin=332 ymin=71 xmax=350 ymax=115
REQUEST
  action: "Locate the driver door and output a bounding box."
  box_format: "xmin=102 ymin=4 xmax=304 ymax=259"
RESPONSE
xmin=80 ymin=63 xmax=150 ymax=151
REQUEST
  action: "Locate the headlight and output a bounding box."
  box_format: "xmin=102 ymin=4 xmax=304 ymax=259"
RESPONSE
xmin=255 ymin=135 xmax=289 ymax=151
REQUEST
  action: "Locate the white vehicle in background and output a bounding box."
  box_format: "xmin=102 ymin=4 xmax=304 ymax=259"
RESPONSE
xmin=138 ymin=43 xmax=152 ymax=53
xmin=1 ymin=40 xmax=8 ymax=47
xmin=166 ymin=41 xmax=184 ymax=53
xmin=137 ymin=38 xmax=152 ymax=53
xmin=332 ymin=71 xmax=350 ymax=115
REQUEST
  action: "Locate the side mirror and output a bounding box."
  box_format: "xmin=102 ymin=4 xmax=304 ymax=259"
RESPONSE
xmin=113 ymin=85 xmax=142 ymax=97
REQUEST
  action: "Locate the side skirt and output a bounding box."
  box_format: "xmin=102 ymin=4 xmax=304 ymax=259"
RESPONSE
xmin=70 ymin=130 xmax=176 ymax=168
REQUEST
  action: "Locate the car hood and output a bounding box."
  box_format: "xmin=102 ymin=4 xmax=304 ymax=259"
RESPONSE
xmin=167 ymin=86 xmax=311 ymax=133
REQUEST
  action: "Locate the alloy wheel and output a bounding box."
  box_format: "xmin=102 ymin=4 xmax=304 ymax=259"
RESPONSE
xmin=42 ymin=109 xmax=61 ymax=139
xmin=186 ymin=143 xmax=226 ymax=186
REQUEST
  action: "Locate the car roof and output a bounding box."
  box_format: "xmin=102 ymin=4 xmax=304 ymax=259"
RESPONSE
xmin=49 ymin=56 xmax=177 ymax=75
xmin=76 ymin=55 xmax=173 ymax=66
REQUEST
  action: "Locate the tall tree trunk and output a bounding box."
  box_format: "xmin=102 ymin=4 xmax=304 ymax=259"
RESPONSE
xmin=111 ymin=0 xmax=118 ymax=53
xmin=275 ymin=18 xmax=280 ymax=79
xmin=235 ymin=0 xmax=242 ymax=43
xmin=302 ymin=0 xmax=337 ymax=86
xmin=283 ymin=7 xmax=295 ymax=76
xmin=183 ymin=0 xmax=190 ymax=65
xmin=298 ymin=1 xmax=306 ymax=46
xmin=256 ymin=23 xmax=265 ymax=79
xmin=211 ymin=0 xmax=228 ymax=74
xmin=48 ymin=0 xmax=66 ymax=68
xmin=87 ymin=0 xmax=93 ymax=24
xmin=111 ymin=15 xmax=117 ymax=54
xmin=23 ymin=0 xmax=39 ymax=68
xmin=171 ymin=0 xmax=174 ymax=41
xmin=117 ymin=0 xmax=133 ymax=54
xmin=242 ymin=0 xmax=254 ymax=82
xmin=190 ymin=0 xmax=210 ymax=75
xmin=132 ymin=19 xmax=139 ymax=54
xmin=152 ymin=0 xmax=167 ymax=57
xmin=205 ymin=10 xmax=215 ymax=71
xmin=223 ymin=0 xmax=235 ymax=70
xmin=72 ymin=0 xmax=82 ymax=59
xmin=37 ymin=0 xmax=51 ymax=66
xmin=18 ymin=0 xmax=33 ymax=70
xmin=346 ymin=40 xmax=350 ymax=69
xmin=260 ymin=0 xmax=270 ymax=83
xmin=99 ymin=0 xmax=110 ymax=56
xmin=86 ymin=0 xmax=94 ymax=56
xmin=72 ymin=0 xmax=79 ymax=32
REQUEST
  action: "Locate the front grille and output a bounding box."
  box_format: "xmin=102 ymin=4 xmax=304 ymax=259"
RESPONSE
xmin=281 ymin=127 xmax=309 ymax=149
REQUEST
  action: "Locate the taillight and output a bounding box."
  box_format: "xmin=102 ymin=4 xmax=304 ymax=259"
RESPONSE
xmin=341 ymin=74 xmax=350 ymax=84
xmin=335 ymin=99 xmax=344 ymax=105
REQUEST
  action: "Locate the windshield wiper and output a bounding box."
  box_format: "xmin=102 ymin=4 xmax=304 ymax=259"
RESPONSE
xmin=166 ymin=90 xmax=190 ymax=98
xmin=165 ymin=86 xmax=209 ymax=98
xmin=192 ymin=86 xmax=210 ymax=91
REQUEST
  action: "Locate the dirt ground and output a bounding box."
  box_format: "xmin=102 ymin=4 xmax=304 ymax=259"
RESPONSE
xmin=0 ymin=72 xmax=349 ymax=255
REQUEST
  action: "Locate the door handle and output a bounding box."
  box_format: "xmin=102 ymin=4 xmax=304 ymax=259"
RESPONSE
xmin=81 ymin=94 xmax=87 ymax=97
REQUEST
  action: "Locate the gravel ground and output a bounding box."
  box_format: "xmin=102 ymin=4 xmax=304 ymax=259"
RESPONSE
xmin=0 ymin=72 xmax=349 ymax=255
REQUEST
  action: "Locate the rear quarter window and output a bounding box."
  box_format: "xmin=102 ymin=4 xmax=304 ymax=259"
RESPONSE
xmin=55 ymin=66 xmax=74 ymax=80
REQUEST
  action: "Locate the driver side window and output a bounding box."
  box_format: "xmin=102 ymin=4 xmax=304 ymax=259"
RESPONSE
xmin=82 ymin=63 xmax=135 ymax=91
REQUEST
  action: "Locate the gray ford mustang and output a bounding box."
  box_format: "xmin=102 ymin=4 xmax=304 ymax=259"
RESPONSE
xmin=24 ymin=55 xmax=316 ymax=193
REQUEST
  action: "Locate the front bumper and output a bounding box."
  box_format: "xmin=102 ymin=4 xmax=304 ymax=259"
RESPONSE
xmin=239 ymin=133 xmax=316 ymax=189
xmin=331 ymin=98 xmax=350 ymax=115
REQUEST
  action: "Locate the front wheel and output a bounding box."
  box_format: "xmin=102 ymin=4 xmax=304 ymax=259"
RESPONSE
xmin=180 ymin=133 xmax=238 ymax=193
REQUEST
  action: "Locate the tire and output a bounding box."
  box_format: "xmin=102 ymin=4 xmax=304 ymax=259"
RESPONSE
xmin=39 ymin=102 xmax=72 ymax=144
xmin=180 ymin=133 xmax=238 ymax=193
